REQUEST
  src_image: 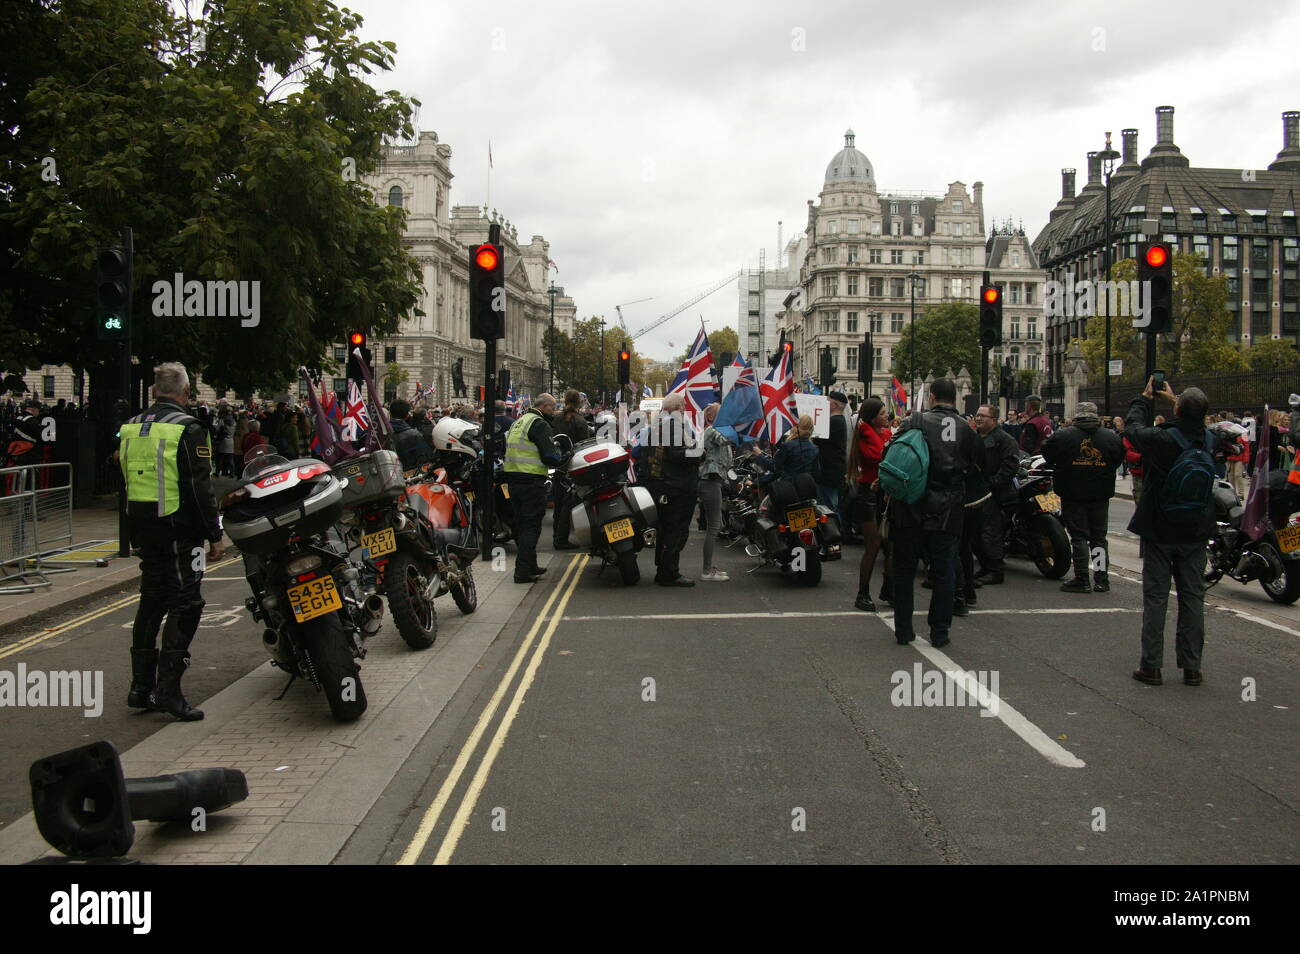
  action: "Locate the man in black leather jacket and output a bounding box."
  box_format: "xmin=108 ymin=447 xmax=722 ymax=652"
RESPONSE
xmin=887 ymin=378 xmax=981 ymax=648
xmin=972 ymin=404 xmax=1020 ymax=584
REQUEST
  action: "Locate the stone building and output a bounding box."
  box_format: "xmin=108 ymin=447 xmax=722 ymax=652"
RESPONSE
xmin=1032 ymin=106 xmax=1300 ymax=385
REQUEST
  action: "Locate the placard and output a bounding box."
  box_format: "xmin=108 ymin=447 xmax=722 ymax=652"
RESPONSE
xmin=793 ymin=394 xmax=831 ymax=439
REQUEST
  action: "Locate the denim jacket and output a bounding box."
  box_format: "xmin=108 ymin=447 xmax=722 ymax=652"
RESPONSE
xmin=699 ymin=426 xmax=734 ymax=479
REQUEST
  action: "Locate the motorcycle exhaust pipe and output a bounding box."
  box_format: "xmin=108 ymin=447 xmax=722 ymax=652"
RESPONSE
xmin=361 ymin=594 xmax=385 ymax=635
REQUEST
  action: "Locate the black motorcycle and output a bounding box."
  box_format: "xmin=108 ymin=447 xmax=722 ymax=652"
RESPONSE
xmin=1206 ymin=471 xmax=1300 ymax=604
xmin=1003 ymin=453 xmax=1071 ymax=579
xmin=729 ymin=457 xmax=841 ymax=586
xmin=222 ymin=450 xmax=380 ymax=722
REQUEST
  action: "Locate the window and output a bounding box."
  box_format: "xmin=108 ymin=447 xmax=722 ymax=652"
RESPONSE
xmin=868 ymin=277 xmax=884 ymax=297
xmin=821 ymin=311 xmax=839 ymax=332
xmin=912 ymin=220 xmax=923 ymax=237
xmin=1010 ymin=283 xmax=1022 ymax=305
xmin=1012 ymin=250 xmax=1021 ymax=267
xmin=873 ymin=347 xmax=883 ymax=371
xmin=913 ymin=252 xmax=925 ymax=266
xmin=870 ymin=221 xmax=881 ymax=236
xmin=870 ymin=312 xmax=883 ymax=333
xmin=1227 ymin=277 xmax=1240 ymax=298
xmin=821 ymin=276 xmax=838 ymax=297
xmin=1222 ymin=238 xmax=1238 ymax=262
xmin=950 ymin=277 xmax=963 ymax=297
xmin=1285 ymin=238 xmax=1300 ymax=263
xmin=869 ymin=248 xmax=882 ymax=264
xmin=384 ymin=345 xmax=398 ymax=363
xmin=827 ymin=219 xmax=839 ymax=234
xmin=890 ymin=313 xmax=905 ymax=333
xmin=1011 ymin=321 xmax=1021 ymax=339
xmin=1024 ymin=284 xmax=1035 ymax=306
xmin=1027 ymin=319 xmax=1038 ymax=337
xmin=333 ymin=345 xmax=347 ymax=362
xmin=1252 ymin=242 xmax=1270 ymax=267
xmin=847 ymin=219 xmax=859 ymax=234
xmin=846 ymin=247 xmax=859 ymax=264
xmin=890 ymin=249 xmax=903 ymax=265
xmin=890 ymin=278 xmax=906 ymax=298
xmin=334 ymin=378 xmax=349 ymax=400
xmin=846 ymin=274 xmax=859 ymax=296
xmin=890 ymin=203 xmax=898 ymax=214
xmin=1222 ymin=213 xmax=1237 ymax=230
xmin=846 ymin=347 xmax=858 ymax=372
xmin=952 ymin=200 xmax=963 ymax=213
xmin=388 ymin=186 xmax=404 ymax=207
xmin=891 ymin=221 xmax=902 ymax=236
xmin=910 ymin=203 xmax=919 ymax=215
xmin=1253 ymin=277 xmax=1270 ymax=299
xmin=43 ymin=375 xmax=55 ymax=398
xmin=846 ymin=312 xmax=859 ymax=332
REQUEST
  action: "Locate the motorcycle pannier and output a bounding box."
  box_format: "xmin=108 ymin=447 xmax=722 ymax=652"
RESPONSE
xmin=224 ymin=468 xmax=344 ymax=554
xmin=335 ymin=450 xmax=405 ymax=509
xmin=568 ymin=442 xmax=630 ymax=486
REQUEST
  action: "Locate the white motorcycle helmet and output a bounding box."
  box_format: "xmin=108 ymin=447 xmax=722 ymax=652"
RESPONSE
xmin=431 ymin=416 xmax=481 ymax=457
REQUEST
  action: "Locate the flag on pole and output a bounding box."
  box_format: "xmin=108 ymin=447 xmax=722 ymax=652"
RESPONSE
xmin=642 ymin=383 xmax=652 ymax=399
xmin=667 ymin=360 xmax=689 ymax=396
xmin=731 ymin=352 xmax=757 ymax=389
xmin=342 ymin=379 xmax=369 ymax=444
xmin=682 ymin=323 xmax=716 ymax=417
xmin=488 ymin=141 xmax=493 ymax=168
xmin=1243 ymin=407 xmax=1273 ymax=541
xmin=891 ymin=376 xmax=908 ymax=411
xmin=753 ymin=346 xmax=797 ymax=444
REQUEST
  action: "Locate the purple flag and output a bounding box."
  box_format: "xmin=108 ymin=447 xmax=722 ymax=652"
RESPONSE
xmin=1242 ymin=409 xmax=1271 ymax=541
xmin=301 ymin=369 xmax=356 ymax=465
xmin=351 ymin=346 xmax=394 ymax=452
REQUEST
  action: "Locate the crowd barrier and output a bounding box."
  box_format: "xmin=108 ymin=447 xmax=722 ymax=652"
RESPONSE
xmin=0 ymin=463 xmax=83 ymax=594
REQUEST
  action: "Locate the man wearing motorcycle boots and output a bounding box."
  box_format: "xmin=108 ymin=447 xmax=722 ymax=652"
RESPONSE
xmin=643 ymin=392 xmax=700 ymax=587
xmin=1124 ymin=379 xmax=1216 ymax=687
xmin=118 ymin=362 xmax=224 ymax=721
xmin=1043 ymin=402 xmax=1125 ymax=593
xmin=551 ymin=389 xmax=593 ymax=550
xmin=887 ymin=378 xmax=981 ymax=649
xmin=1019 ymin=394 xmax=1054 ymax=455
xmin=503 ymin=393 xmax=565 ymax=583
xmin=814 ymin=391 xmax=850 ymax=516
xmin=972 ymin=405 xmax=1019 ymax=585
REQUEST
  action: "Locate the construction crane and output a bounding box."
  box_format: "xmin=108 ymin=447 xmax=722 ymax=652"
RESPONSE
xmin=613 ymin=297 xmax=652 ymax=333
xmin=630 ymin=269 xmax=743 ymax=339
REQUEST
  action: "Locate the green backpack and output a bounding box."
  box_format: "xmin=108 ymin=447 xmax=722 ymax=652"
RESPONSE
xmin=879 ymin=412 xmax=930 ymax=504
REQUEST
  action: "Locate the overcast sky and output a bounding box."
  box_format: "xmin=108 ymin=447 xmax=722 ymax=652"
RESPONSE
xmin=346 ymin=0 xmax=1300 ymax=362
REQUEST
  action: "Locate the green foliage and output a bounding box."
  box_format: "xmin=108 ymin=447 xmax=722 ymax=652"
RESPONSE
xmin=568 ymin=317 xmax=647 ymax=403
xmin=889 ymin=302 xmax=980 ymax=384
xmin=678 ymin=325 xmax=739 ymax=366
xmin=0 ymin=0 xmax=423 ymax=395
xmin=1245 ymin=337 xmax=1300 ymax=372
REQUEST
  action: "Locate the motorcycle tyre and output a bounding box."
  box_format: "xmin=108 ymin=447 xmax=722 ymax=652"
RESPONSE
xmin=616 ymin=549 xmax=640 ymax=586
xmin=385 ymin=552 xmax=439 ymax=650
xmin=796 ymin=545 xmax=822 ymax=586
xmin=1032 ymin=512 xmax=1071 ymax=579
xmin=299 ymin=613 xmax=367 ymax=723
xmin=451 ymin=562 xmax=479 ymax=614
xmin=1261 ymin=560 xmax=1300 ymax=605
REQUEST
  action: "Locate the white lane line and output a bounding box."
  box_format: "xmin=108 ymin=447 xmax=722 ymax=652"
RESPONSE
xmin=875 ymin=610 xmax=1087 ymax=769
xmin=562 ymin=608 xmax=1138 ymax=621
xmin=1212 ymin=605 xmax=1300 ymax=639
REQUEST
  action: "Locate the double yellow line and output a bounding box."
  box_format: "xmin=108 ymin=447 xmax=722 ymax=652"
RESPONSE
xmin=0 ymin=556 xmax=242 ymax=662
xmin=398 ymin=553 xmax=588 ymax=865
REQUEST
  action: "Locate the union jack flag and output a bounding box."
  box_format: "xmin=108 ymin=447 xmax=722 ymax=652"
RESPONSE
xmin=680 ymin=323 xmax=716 ymax=417
xmin=342 ymin=379 xmax=369 ymax=442
xmin=752 ymin=346 xmax=797 ymax=444
xmin=731 ymin=352 xmax=757 ymax=389
xmin=667 ymin=360 xmax=689 ymax=396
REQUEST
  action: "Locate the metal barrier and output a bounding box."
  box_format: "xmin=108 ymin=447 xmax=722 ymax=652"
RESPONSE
xmin=0 ymin=463 xmax=81 ymax=594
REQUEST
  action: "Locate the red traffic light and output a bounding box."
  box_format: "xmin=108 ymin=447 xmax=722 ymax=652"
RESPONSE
xmin=982 ymin=286 xmax=1000 ymax=304
xmin=782 ymin=341 xmax=792 ymax=352
xmin=1144 ymin=244 xmax=1169 ymax=268
xmin=619 ymin=350 xmax=630 ymax=361
xmin=349 ymin=331 xmax=365 ymax=346
xmin=474 ymin=245 xmax=499 ymax=271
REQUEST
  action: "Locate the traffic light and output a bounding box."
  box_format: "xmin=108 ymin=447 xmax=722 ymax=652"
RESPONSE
xmin=1000 ymin=362 xmax=1015 ymax=398
xmin=1138 ymin=242 xmax=1174 ymax=334
xmin=95 ymin=247 xmax=131 ymax=343
xmin=346 ymin=331 xmax=373 ymax=383
xmin=819 ymin=345 xmax=836 ymax=391
xmin=617 ymin=347 xmax=631 ymax=386
xmin=858 ymin=332 xmax=872 ymax=384
xmin=979 ymin=284 xmax=1002 ymax=349
xmin=469 ymin=241 xmax=505 ymax=340
xmin=498 ymin=368 xmax=511 ymax=400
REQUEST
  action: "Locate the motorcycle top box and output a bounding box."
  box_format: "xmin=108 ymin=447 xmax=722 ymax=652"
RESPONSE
xmin=222 ymin=459 xmax=344 ymax=554
xmin=568 ymin=441 xmax=630 ymax=486
xmin=335 ymin=449 xmax=405 ymax=509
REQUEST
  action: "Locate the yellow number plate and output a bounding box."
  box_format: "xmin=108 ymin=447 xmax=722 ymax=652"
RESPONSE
xmin=287 ymin=576 xmax=342 ymax=623
xmin=501 ymin=484 xmax=510 ymax=500
xmin=1035 ymin=492 xmax=1062 ymax=514
xmin=1276 ymin=523 xmax=1300 ymax=555
xmin=788 ymin=506 xmax=817 ymax=531
xmin=360 ymin=527 xmax=396 ymax=558
xmin=604 ymin=518 xmax=635 ymax=542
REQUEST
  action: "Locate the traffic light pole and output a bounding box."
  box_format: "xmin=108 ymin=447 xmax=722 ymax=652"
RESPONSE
xmin=117 ymin=226 xmax=134 ymax=559
xmin=480 ymin=336 xmax=497 ymax=563
xmin=980 ymin=344 xmax=988 ymax=405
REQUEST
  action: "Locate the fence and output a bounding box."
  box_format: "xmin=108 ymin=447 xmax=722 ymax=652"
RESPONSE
xmin=1079 ymin=369 xmax=1300 ymax=415
xmin=0 ymin=463 xmax=96 ymax=594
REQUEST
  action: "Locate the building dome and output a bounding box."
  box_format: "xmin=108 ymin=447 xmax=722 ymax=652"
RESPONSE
xmin=824 ymin=129 xmax=874 ymax=185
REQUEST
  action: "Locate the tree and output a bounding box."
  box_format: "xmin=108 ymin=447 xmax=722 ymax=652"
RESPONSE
xmin=889 ymin=302 xmax=980 ymax=386
xmin=570 ymin=317 xmax=646 ymax=403
xmin=1246 ymin=338 xmax=1300 ymax=372
xmin=677 ymin=325 xmax=739 ymax=366
xmin=542 ymin=326 xmax=572 ymax=390
xmin=383 ymin=361 xmax=408 ymax=397
xmin=0 ymin=0 xmax=423 ymax=403
xmin=642 ymin=364 xmax=676 ymax=396
xmin=1080 ymin=252 xmax=1244 ymax=381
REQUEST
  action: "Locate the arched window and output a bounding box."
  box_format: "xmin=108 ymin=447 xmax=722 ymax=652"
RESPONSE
xmin=388 ymin=186 xmax=404 ymax=208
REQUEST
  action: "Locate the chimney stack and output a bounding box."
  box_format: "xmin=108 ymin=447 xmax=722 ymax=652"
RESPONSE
xmin=1143 ymin=105 xmax=1189 ymax=169
xmin=1269 ymin=110 xmax=1300 ymax=171
xmin=1061 ymin=168 xmax=1076 ymax=199
xmin=1121 ymin=128 xmax=1139 ymax=165
xmin=1078 ymin=151 xmax=1104 ymax=198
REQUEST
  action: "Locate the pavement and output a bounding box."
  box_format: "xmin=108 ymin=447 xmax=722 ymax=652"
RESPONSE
xmin=1 ymin=487 xmax=1296 ymax=865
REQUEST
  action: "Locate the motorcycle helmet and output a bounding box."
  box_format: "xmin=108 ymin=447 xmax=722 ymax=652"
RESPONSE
xmin=431 ymin=416 xmax=481 ymax=457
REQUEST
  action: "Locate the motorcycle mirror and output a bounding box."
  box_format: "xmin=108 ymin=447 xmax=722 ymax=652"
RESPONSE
xmin=1289 ymin=393 xmax=1300 ymax=409
xmin=727 ymin=469 xmax=738 ymax=481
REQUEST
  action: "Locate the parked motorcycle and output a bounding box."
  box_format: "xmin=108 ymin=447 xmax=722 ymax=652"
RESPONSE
xmin=222 ymin=449 xmax=379 ymax=722
xmin=1003 ymin=453 xmax=1071 ymax=579
xmin=566 ymin=436 xmax=656 ymax=585
xmin=725 ymin=455 xmax=841 ymax=586
xmin=1206 ymin=470 xmax=1300 ymax=604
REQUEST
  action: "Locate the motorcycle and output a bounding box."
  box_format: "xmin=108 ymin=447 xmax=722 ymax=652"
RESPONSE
xmin=566 ymin=436 xmax=656 ymax=585
xmin=727 ymin=455 xmax=841 ymax=586
xmin=1003 ymin=453 xmax=1071 ymax=579
xmin=1205 ymin=470 xmax=1300 ymax=604
xmin=222 ymin=448 xmax=380 ymax=722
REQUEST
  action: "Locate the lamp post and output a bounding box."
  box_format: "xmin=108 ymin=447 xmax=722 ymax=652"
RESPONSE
xmin=1099 ymin=132 xmax=1121 ymax=420
xmin=598 ymin=316 xmax=606 ymax=408
xmin=547 ymin=283 xmax=557 ymax=393
xmin=907 ymin=270 xmax=922 ymax=410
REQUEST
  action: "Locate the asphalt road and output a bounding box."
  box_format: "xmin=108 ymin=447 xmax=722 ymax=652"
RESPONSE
xmin=351 ymin=508 xmax=1300 ymax=865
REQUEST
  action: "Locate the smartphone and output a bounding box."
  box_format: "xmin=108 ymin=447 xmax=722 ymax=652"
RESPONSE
xmin=1152 ymin=369 xmax=1166 ymax=391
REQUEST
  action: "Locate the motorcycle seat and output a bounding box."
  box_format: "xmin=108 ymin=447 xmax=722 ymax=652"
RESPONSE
xmin=1229 ymin=506 xmax=1244 ymax=528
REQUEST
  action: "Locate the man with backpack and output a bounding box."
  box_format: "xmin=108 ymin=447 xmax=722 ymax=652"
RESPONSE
xmin=1124 ymin=378 xmax=1216 ymax=687
xmin=881 ymin=378 xmax=981 ymax=649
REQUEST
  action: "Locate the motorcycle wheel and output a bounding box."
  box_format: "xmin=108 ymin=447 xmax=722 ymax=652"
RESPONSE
xmin=796 ymin=546 xmax=822 ymax=586
xmin=385 ymin=552 xmax=438 ymax=649
xmin=1260 ymin=561 xmax=1300 ymax=604
xmin=616 ymin=549 xmax=640 ymax=585
xmin=1031 ymin=513 xmax=1071 ymax=579
xmin=299 ymin=613 xmax=367 ymax=722
xmin=451 ymin=562 xmax=479 ymax=614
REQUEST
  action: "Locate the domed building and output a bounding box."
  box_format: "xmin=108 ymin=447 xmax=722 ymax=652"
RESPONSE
xmin=773 ymin=130 xmax=1045 ymax=406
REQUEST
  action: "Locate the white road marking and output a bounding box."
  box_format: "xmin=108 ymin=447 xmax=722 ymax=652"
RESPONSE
xmin=1212 ymin=605 xmax=1300 ymax=639
xmin=562 ymin=608 xmax=1138 ymax=621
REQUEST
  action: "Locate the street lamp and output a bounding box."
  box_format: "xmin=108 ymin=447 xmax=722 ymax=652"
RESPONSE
xmin=1099 ymin=132 xmax=1121 ymax=419
xmin=547 ymin=283 xmax=557 ymax=393
xmin=907 ymin=270 xmax=922 ymax=410
xmin=598 ymin=316 xmax=606 ymax=407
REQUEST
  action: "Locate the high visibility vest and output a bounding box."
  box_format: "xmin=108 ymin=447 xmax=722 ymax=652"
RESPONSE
xmin=502 ymin=412 xmax=547 ymax=476
xmin=119 ymin=410 xmax=205 ymax=517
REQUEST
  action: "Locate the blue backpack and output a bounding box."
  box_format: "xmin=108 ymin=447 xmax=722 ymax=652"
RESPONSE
xmin=1159 ymin=429 xmax=1216 ymax=525
xmin=879 ymin=412 xmax=930 ymax=505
